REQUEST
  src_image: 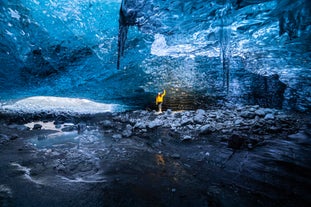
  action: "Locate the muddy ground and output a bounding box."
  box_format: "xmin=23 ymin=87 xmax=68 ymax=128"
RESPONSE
xmin=0 ymin=106 xmax=310 ymax=207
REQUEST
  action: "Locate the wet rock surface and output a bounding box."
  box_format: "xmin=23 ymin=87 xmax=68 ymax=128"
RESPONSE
xmin=0 ymin=106 xmax=310 ymax=207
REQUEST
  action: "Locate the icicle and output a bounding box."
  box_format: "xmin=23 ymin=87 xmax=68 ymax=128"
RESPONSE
xmin=218 ymin=0 xmax=232 ymax=94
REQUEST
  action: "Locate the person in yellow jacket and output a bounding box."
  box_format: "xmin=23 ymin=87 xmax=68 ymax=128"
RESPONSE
xmin=156 ymin=89 xmax=166 ymax=113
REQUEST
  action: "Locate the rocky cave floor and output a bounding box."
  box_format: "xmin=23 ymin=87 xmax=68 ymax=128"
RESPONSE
xmin=0 ymin=105 xmax=310 ymax=207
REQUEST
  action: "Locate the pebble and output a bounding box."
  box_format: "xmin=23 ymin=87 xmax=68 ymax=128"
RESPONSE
xmin=112 ymin=134 xmax=122 ymax=139
xmin=264 ymin=114 xmax=275 ymax=120
xmin=33 ymin=124 xmax=42 ymax=130
xmin=171 ymin=153 xmax=181 ymax=159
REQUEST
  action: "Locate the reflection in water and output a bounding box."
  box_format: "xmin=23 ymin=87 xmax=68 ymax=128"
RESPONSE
xmin=155 ymin=154 xmax=165 ymax=166
xmin=30 ymin=131 xmax=79 ymax=149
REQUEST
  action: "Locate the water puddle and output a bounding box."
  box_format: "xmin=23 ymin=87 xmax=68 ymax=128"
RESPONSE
xmin=24 ymin=121 xmax=79 ymax=149
xmin=25 ymin=121 xmax=113 ymax=151
xmin=30 ymin=131 xmax=79 ymax=149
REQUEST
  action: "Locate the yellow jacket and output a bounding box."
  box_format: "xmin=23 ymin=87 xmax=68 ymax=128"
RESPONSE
xmin=156 ymin=90 xmax=166 ymax=104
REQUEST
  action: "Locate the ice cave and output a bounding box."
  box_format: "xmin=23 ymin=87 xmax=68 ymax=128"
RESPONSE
xmin=0 ymin=0 xmax=310 ymax=206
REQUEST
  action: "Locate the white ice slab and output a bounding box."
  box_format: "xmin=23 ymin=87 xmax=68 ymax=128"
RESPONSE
xmin=1 ymin=96 xmax=122 ymax=114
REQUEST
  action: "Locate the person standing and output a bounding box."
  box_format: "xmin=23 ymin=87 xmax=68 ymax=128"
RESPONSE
xmin=156 ymin=89 xmax=166 ymax=113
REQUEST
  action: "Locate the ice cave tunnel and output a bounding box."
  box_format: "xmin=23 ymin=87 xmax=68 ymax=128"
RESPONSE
xmin=0 ymin=1 xmax=311 ymax=207
xmin=0 ymin=0 xmax=310 ymax=112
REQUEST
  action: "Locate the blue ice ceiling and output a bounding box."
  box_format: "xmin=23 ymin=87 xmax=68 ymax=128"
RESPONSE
xmin=0 ymin=0 xmax=310 ymax=111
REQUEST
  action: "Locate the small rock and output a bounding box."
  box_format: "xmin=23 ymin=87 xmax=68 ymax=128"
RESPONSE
xmin=148 ymin=119 xmax=163 ymax=129
xmin=112 ymin=134 xmax=122 ymax=139
xmin=234 ymin=119 xmax=243 ymax=125
xmin=247 ymin=143 xmax=253 ymax=149
xmin=165 ymin=109 xmax=173 ymax=115
xmin=77 ymin=123 xmax=87 ymax=133
xmin=33 ymin=124 xmax=42 ymax=130
xmin=122 ymin=124 xmax=133 ymax=137
xmin=55 ymin=124 xmax=62 ymax=129
xmin=54 ymin=120 xmax=65 ymax=125
xmin=171 ymin=153 xmax=180 ymax=159
xmin=180 ymin=116 xmax=193 ymax=126
xmin=264 ymin=113 xmax=275 ymax=120
xmin=240 ymin=111 xmax=255 ymax=119
xmin=209 ymin=113 xmax=217 ymax=118
xmin=264 ymin=108 xmax=273 ymax=114
xmin=248 ymin=107 xmax=257 ymax=112
xmin=61 ymin=125 xmax=76 ymax=132
xmin=10 ymin=134 xmax=19 ymax=140
xmin=194 ymin=109 xmax=206 ymax=124
xmin=134 ymin=121 xmax=147 ymax=129
xmin=268 ymin=126 xmax=281 ymax=133
xmin=181 ymin=135 xmax=193 ymax=142
xmin=0 ymin=134 xmax=9 ymax=144
xmin=100 ymin=120 xmax=113 ymax=129
xmin=255 ymin=109 xmax=266 ymax=117
xmin=215 ymin=123 xmax=223 ymax=131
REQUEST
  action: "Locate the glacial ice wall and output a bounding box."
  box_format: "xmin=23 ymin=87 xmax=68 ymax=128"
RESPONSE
xmin=0 ymin=0 xmax=310 ymax=111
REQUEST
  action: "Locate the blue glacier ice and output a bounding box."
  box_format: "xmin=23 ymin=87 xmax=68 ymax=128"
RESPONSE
xmin=0 ymin=0 xmax=310 ymax=112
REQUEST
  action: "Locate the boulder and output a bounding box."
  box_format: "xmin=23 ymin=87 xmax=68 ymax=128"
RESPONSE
xmin=199 ymin=124 xmax=215 ymax=135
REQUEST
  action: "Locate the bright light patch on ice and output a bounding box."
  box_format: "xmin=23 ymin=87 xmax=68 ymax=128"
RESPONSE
xmin=8 ymin=8 xmax=21 ymax=20
xmin=151 ymin=34 xmax=196 ymax=57
xmin=151 ymin=33 xmax=219 ymax=58
xmin=1 ymin=96 xmax=121 ymax=114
